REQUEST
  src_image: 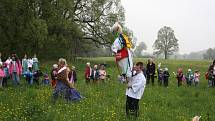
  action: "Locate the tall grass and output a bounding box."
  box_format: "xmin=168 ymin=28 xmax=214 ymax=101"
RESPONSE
xmin=0 ymin=57 xmax=214 ymax=121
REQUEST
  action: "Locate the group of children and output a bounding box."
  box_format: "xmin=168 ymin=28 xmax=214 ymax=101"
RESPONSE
xmin=0 ymin=53 xmax=52 ymax=88
xmin=174 ymin=68 xmax=201 ymax=87
xmin=85 ymin=62 xmax=107 ymax=84
xmin=146 ymin=61 xmax=202 ymax=87
xmin=21 ymin=54 xmax=52 ymax=86
xmin=157 ymin=63 xmax=170 ymax=87
xmin=0 ymin=54 xmax=23 ymax=87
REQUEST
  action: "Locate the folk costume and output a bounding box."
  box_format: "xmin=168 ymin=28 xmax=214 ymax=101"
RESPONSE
xmin=53 ymin=66 xmax=82 ymax=102
xmin=111 ymin=22 xmax=133 ymax=83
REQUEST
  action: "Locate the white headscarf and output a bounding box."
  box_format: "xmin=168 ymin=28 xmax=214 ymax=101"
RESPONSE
xmin=111 ymin=22 xmax=123 ymax=34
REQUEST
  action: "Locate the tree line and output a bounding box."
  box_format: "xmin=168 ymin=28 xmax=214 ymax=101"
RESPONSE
xmin=203 ymin=48 xmax=215 ymax=60
xmin=0 ymin=0 xmax=135 ymax=60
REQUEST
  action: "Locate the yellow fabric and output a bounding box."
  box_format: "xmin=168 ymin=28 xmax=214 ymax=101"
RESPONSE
xmin=122 ymin=34 xmax=132 ymax=48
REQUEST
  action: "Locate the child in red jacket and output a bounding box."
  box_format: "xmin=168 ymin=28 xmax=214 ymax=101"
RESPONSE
xmin=85 ymin=62 xmax=92 ymax=84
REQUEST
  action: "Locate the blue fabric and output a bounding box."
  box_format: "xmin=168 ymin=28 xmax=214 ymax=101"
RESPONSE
xmin=3 ymin=68 xmax=9 ymax=77
xmin=23 ymin=71 xmax=33 ymax=85
xmin=42 ymin=79 xmax=50 ymax=85
xmin=53 ymin=81 xmax=82 ymax=101
xmin=68 ymin=88 xmax=82 ymax=101
xmin=12 ymin=72 xmax=20 ymax=85
xmin=22 ymin=59 xmax=28 ymax=73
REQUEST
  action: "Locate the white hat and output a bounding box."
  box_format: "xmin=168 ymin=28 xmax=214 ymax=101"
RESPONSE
xmin=164 ymin=68 xmax=168 ymax=71
xmin=188 ymin=69 xmax=191 ymax=72
xmin=53 ymin=64 xmax=58 ymax=69
xmin=158 ymin=63 xmax=162 ymax=68
xmin=111 ymin=22 xmax=123 ymax=34
xmin=86 ymin=62 xmax=90 ymax=66
xmin=94 ymin=65 xmax=98 ymax=68
xmin=192 ymin=116 xmax=201 ymax=121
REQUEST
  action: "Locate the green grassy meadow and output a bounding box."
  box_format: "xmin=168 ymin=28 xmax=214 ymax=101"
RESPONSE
xmin=0 ymin=57 xmax=215 ymax=121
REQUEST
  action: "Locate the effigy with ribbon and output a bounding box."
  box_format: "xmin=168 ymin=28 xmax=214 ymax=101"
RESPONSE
xmin=111 ymin=22 xmax=133 ymax=83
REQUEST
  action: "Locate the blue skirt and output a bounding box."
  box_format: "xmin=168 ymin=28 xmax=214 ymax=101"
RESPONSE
xmin=53 ymin=81 xmax=82 ymax=101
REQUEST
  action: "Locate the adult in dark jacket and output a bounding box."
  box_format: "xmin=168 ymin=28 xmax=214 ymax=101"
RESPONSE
xmin=146 ymin=59 xmax=156 ymax=85
xmin=91 ymin=65 xmax=100 ymax=83
xmin=208 ymin=60 xmax=215 ymax=87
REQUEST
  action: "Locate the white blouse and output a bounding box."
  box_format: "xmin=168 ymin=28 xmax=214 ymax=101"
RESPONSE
xmin=111 ymin=37 xmax=123 ymax=53
xmin=126 ymin=72 xmax=146 ymax=99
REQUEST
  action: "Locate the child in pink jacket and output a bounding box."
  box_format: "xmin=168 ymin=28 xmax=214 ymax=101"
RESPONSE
xmin=9 ymin=55 xmax=22 ymax=85
xmin=0 ymin=62 xmax=5 ymax=88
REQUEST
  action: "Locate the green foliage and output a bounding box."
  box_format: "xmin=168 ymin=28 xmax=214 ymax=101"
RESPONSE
xmin=0 ymin=58 xmax=214 ymax=121
xmin=203 ymin=48 xmax=215 ymax=60
xmin=153 ymin=26 xmax=179 ymax=59
xmin=134 ymin=42 xmax=147 ymax=57
xmin=0 ymin=0 xmax=128 ymax=60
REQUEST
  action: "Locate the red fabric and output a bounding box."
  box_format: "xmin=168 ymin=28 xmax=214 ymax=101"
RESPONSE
xmin=205 ymin=72 xmax=209 ymax=80
xmin=85 ymin=67 xmax=91 ymax=79
xmin=9 ymin=60 xmax=22 ymax=75
xmin=115 ymin=47 xmax=129 ymax=61
xmin=51 ymin=80 xmax=57 ymax=88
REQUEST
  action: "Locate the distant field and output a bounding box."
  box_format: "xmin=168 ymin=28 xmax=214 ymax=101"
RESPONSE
xmin=0 ymin=57 xmax=214 ymax=121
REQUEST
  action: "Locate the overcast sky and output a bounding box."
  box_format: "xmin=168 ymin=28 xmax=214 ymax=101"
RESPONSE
xmin=121 ymin=0 xmax=215 ymax=54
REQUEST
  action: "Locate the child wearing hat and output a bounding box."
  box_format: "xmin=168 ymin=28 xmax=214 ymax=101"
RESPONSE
xmin=186 ymin=69 xmax=194 ymax=86
xmin=85 ymin=62 xmax=92 ymax=84
xmin=51 ymin=64 xmax=58 ymax=88
xmin=163 ymin=68 xmax=170 ymax=87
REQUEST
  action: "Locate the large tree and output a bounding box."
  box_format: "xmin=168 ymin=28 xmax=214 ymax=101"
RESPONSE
xmin=153 ymin=26 xmax=179 ymax=59
xmin=0 ymin=0 xmax=131 ymax=60
xmin=134 ymin=42 xmax=147 ymax=57
xmin=203 ymin=48 xmax=215 ymax=60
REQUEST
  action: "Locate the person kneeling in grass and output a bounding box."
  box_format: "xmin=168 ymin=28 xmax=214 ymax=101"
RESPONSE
xmin=53 ymin=58 xmax=82 ymax=102
xmin=126 ymin=62 xmax=146 ymax=117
